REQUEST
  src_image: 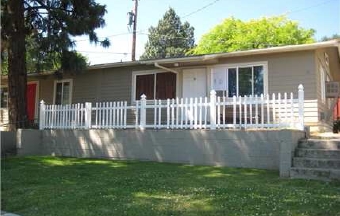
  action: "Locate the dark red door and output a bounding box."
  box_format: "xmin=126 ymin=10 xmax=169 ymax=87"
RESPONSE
xmin=333 ymin=99 xmax=340 ymax=120
xmin=27 ymin=83 xmax=37 ymax=121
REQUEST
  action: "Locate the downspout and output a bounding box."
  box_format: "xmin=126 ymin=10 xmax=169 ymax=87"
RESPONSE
xmin=154 ymin=62 xmax=178 ymax=74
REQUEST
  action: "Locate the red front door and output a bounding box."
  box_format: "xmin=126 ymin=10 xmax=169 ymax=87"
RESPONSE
xmin=27 ymin=83 xmax=37 ymax=121
xmin=334 ymin=99 xmax=340 ymax=120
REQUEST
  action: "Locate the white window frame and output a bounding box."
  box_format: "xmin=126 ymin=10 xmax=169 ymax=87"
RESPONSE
xmin=131 ymin=70 xmax=179 ymax=103
xmin=53 ymin=79 xmax=73 ymax=105
xmin=210 ymin=61 xmax=268 ymax=97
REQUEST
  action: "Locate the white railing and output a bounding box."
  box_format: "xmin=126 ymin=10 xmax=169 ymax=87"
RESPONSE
xmin=40 ymin=85 xmax=304 ymax=130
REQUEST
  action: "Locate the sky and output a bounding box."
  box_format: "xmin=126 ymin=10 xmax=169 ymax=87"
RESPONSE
xmin=73 ymin=0 xmax=340 ymax=65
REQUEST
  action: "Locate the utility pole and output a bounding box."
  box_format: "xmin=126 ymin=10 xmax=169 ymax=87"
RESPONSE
xmin=131 ymin=0 xmax=138 ymax=61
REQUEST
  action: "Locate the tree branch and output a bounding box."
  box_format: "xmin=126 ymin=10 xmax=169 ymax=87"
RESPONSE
xmin=24 ymin=0 xmax=73 ymax=13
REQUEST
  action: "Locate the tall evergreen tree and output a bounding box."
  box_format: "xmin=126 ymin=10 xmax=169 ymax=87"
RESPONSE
xmin=140 ymin=8 xmax=195 ymax=60
xmin=1 ymin=0 xmax=110 ymax=130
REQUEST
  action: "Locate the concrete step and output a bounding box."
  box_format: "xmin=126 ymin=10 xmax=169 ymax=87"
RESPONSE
xmin=290 ymin=167 xmax=340 ymax=181
xmin=298 ymin=139 xmax=340 ymax=150
xmin=309 ymin=132 xmax=340 ymax=140
xmin=293 ymin=157 xmax=340 ymax=169
xmin=295 ymin=148 xmax=340 ymax=159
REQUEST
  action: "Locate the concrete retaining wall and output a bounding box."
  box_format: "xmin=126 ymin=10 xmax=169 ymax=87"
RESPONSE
xmin=16 ymin=129 xmax=43 ymax=156
xmin=1 ymin=131 xmax=16 ymax=155
xmin=8 ymin=129 xmax=305 ymax=177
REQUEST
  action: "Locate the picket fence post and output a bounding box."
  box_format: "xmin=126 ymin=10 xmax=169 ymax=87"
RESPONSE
xmin=210 ymin=90 xmax=216 ymax=130
xmin=298 ymin=84 xmax=304 ymax=130
xmin=140 ymin=94 xmax=147 ymax=130
xmin=39 ymin=100 xmax=45 ymax=130
xmin=85 ymin=102 xmax=92 ymax=129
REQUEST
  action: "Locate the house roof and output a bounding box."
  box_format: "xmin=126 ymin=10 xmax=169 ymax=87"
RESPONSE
xmin=1 ymin=39 xmax=339 ymax=80
xmin=89 ymin=39 xmax=340 ymax=70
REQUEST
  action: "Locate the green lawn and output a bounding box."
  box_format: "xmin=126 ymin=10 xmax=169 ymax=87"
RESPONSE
xmin=1 ymin=157 xmax=340 ymax=216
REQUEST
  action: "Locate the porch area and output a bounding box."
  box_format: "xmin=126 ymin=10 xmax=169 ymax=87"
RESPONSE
xmin=39 ymin=85 xmax=305 ymax=131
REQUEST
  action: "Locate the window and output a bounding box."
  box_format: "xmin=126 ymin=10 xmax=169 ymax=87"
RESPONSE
xmin=54 ymin=80 xmax=72 ymax=105
xmin=212 ymin=64 xmax=265 ymax=97
xmin=136 ymin=74 xmax=154 ymax=100
xmin=227 ymin=68 xmax=237 ymax=97
xmin=320 ymin=65 xmax=326 ymax=103
xmin=135 ymin=72 xmax=176 ymax=100
xmin=0 ymin=87 xmax=8 ymax=108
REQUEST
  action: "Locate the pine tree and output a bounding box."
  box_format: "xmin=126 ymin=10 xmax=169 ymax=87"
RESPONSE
xmin=140 ymin=8 xmax=195 ymax=60
xmin=321 ymin=34 xmax=340 ymax=41
xmin=1 ymin=0 xmax=110 ymax=130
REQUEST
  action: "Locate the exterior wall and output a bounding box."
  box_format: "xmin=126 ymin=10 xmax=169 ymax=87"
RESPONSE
xmin=203 ymin=51 xmax=319 ymax=128
xmin=314 ymin=48 xmax=340 ymax=130
xmin=0 ymin=108 xmax=8 ymax=130
xmin=1 ymin=78 xmax=9 ymax=130
xmin=73 ymin=68 xmax=132 ymax=103
xmin=208 ymin=51 xmax=316 ymax=100
xmin=325 ymin=47 xmax=340 ymax=82
xmin=32 ymin=76 xmax=55 ymax=104
xmin=25 ymin=65 xmax=156 ymax=106
xmin=14 ymin=129 xmax=305 ymax=177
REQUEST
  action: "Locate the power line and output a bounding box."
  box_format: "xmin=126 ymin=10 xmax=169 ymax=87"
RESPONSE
xmin=137 ymin=32 xmax=192 ymax=40
xmin=76 ymin=0 xmax=222 ymax=44
xmin=77 ymin=50 xmax=130 ymax=55
xmin=73 ymin=0 xmax=336 ymax=44
xmin=181 ymin=0 xmax=221 ymax=18
xmin=285 ymin=0 xmax=337 ymax=15
xmin=74 ymin=0 xmax=337 ymax=56
xmin=74 ymin=31 xmax=145 ymax=43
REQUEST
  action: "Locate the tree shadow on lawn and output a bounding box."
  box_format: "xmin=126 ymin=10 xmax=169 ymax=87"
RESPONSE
xmin=1 ymin=156 xmax=340 ymax=216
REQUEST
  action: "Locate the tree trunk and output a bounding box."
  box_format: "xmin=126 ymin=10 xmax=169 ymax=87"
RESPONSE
xmin=7 ymin=0 xmax=27 ymax=130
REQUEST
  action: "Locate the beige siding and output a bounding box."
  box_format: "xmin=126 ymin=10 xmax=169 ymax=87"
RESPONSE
xmin=32 ymin=76 xmax=55 ymax=104
xmin=183 ymin=51 xmax=319 ymax=127
xmin=100 ymin=68 xmax=132 ymax=102
xmin=73 ymin=66 xmax=156 ymax=104
xmin=325 ymin=47 xmax=340 ymax=82
xmin=211 ymin=51 xmax=317 ymax=100
xmin=0 ymin=108 xmax=8 ymax=130
xmin=315 ymin=47 xmax=340 ymax=127
xmin=72 ymin=72 xmax=99 ymax=103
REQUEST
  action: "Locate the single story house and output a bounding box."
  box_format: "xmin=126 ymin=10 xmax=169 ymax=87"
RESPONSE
xmin=1 ymin=39 xmax=340 ymax=132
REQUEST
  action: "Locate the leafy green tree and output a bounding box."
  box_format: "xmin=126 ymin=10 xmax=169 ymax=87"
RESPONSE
xmin=191 ymin=16 xmax=315 ymax=55
xmin=1 ymin=0 xmax=109 ymax=130
xmin=140 ymin=8 xmax=195 ymax=60
xmin=321 ymin=34 xmax=340 ymax=41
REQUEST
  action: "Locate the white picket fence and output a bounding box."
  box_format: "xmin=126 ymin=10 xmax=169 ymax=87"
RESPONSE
xmin=39 ymin=85 xmax=305 ymax=130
